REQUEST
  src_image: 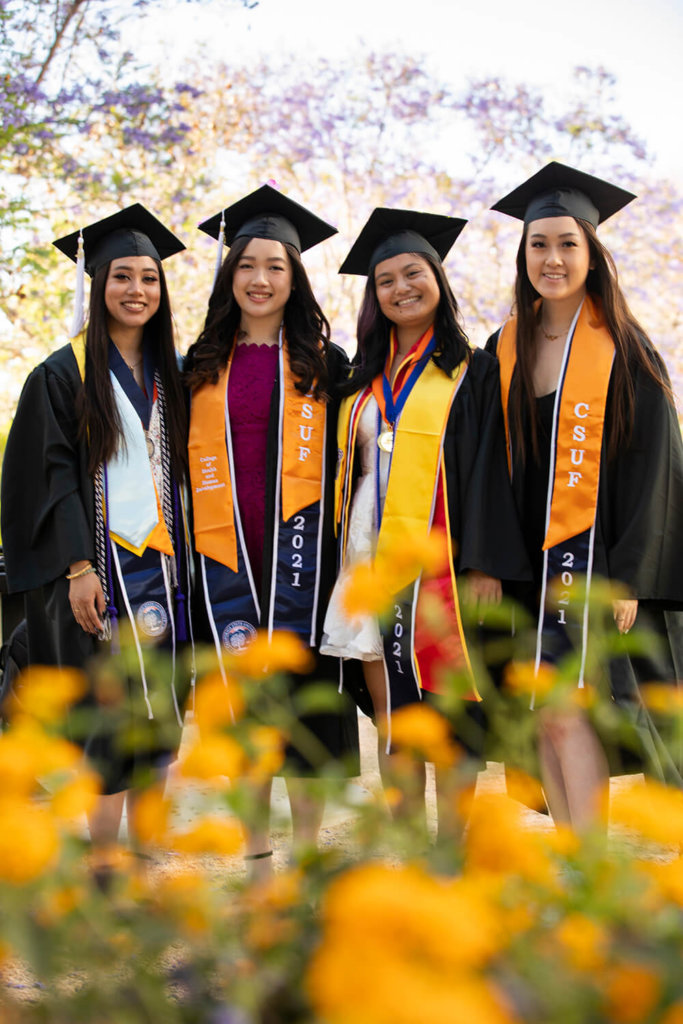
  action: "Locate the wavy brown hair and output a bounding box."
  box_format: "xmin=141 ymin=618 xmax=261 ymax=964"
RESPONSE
xmin=184 ymin=237 xmax=330 ymax=399
xmin=78 ymin=261 xmax=188 ymax=481
xmin=509 ymin=218 xmax=672 ymax=462
xmin=340 ymin=251 xmax=470 ymax=397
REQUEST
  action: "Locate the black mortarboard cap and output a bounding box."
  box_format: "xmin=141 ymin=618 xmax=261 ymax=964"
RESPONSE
xmin=339 ymin=208 xmax=467 ymax=276
xmin=53 ymin=203 xmax=185 ymax=277
xmin=491 ymin=161 xmax=636 ymax=228
xmin=198 ymin=184 xmax=337 ymax=253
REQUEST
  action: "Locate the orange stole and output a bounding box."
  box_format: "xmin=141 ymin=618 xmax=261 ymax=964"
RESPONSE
xmin=189 ymin=340 xmax=326 ymax=571
xmin=497 ymin=295 xmax=614 ymax=550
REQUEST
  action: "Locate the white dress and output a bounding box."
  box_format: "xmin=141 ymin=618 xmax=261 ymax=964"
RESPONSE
xmin=320 ymin=397 xmax=389 ymax=661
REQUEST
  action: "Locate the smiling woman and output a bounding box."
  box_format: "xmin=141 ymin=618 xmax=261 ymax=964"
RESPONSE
xmin=0 ymin=204 xmax=193 ymax=869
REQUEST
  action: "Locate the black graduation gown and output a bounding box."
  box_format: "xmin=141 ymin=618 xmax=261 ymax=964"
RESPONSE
xmin=189 ymin=342 xmax=360 ymax=777
xmin=486 ymin=328 xmax=683 ymax=783
xmin=1 ymin=343 xmax=189 ymax=792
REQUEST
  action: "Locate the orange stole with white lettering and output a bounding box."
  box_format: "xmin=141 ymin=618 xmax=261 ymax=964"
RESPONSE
xmin=497 ymin=295 xmax=614 ymax=550
xmin=189 ymin=339 xmax=325 ymax=570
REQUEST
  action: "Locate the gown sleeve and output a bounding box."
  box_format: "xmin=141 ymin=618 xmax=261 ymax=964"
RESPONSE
xmin=1 ymin=357 xmax=94 ymax=593
xmin=447 ymin=348 xmax=530 ymax=583
xmin=600 ymin=358 xmax=683 ymax=605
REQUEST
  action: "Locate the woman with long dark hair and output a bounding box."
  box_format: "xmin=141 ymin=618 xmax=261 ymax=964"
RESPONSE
xmin=320 ymin=208 xmax=529 ymax=832
xmin=1 ymin=205 xmax=192 ymax=856
xmin=487 ymin=162 xmax=683 ymax=828
xmin=185 ymin=186 xmax=359 ymax=875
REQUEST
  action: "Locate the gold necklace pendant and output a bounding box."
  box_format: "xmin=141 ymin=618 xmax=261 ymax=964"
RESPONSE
xmin=377 ymin=428 xmax=394 ymax=453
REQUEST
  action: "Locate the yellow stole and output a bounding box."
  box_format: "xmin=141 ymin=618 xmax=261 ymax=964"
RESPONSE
xmin=336 ymin=357 xmax=474 ymax=690
xmin=497 ymin=295 xmax=614 ymax=550
xmin=189 ymin=338 xmax=326 ymax=570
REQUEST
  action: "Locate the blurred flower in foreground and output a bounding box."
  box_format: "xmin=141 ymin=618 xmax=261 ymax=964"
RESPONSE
xmin=228 ymin=630 xmax=314 ymax=678
xmin=637 ymin=858 xmax=683 ymax=908
xmin=390 ymin=703 xmax=461 ymax=769
xmin=464 ymin=793 xmax=558 ymax=886
xmin=172 ymin=817 xmax=243 ymax=856
xmin=0 ymin=720 xmax=81 ymax=796
xmin=504 ymin=660 xmax=556 ymax=698
xmin=130 ymin=786 xmax=171 ymax=847
xmin=340 ymin=561 xmax=393 ymax=619
xmin=639 ymin=683 xmax=683 ymax=715
xmin=178 ymin=732 xmax=247 ymax=783
xmin=193 ymin=669 xmax=245 ymax=731
xmin=0 ymin=797 xmax=60 ymax=883
xmin=554 ymin=912 xmax=609 ymax=971
xmin=50 ymin=768 xmax=101 ymax=825
xmin=246 ymin=724 xmax=285 ymax=781
xmin=307 ymin=862 xmax=516 ymax=1024
xmin=602 ymin=962 xmax=661 ymax=1023
xmin=610 ymin=779 xmax=683 ymax=847
xmin=7 ymin=665 xmax=86 ymax=723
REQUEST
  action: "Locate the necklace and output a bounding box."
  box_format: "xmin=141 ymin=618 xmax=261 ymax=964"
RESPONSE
xmin=540 ymin=323 xmax=571 ymax=342
xmin=125 ymin=357 xmax=143 ymax=371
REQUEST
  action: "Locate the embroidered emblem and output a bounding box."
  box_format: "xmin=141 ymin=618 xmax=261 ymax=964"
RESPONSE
xmin=136 ymin=601 xmax=169 ymax=638
xmin=222 ymin=620 xmax=257 ymax=653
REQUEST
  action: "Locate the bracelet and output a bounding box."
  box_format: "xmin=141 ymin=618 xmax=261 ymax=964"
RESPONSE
xmin=66 ymin=565 xmax=97 ymax=580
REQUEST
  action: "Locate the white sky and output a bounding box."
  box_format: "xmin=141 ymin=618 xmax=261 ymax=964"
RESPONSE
xmin=136 ymin=0 xmax=683 ymax=182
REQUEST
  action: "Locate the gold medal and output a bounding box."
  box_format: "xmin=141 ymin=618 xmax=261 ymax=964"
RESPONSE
xmin=377 ymin=429 xmax=394 ymax=453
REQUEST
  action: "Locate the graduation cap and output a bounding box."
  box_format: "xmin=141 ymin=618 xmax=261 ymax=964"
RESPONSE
xmin=53 ymin=204 xmax=185 ymax=338
xmin=491 ymin=162 xmax=636 ymax=229
xmin=199 ymin=184 xmax=338 ymax=287
xmin=339 ymin=208 xmax=467 ymax=276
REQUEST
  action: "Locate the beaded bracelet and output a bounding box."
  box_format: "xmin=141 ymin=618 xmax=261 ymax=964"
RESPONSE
xmin=66 ymin=565 xmax=97 ymax=580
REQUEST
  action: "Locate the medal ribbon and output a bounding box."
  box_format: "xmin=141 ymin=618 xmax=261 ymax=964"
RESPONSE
xmin=371 ymin=326 xmax=436 ymax=432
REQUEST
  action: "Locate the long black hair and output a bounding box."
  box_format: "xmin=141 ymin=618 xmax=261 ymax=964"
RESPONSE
xmin=340 ymin=250 xmax=470 ymax=397
xmin=510 ymin=218 xmax=673 ymax=462
xmin=184 ymin=236 xmax=330 ymax=399
xmin=78 ymin=261 xmax=188 ymax=482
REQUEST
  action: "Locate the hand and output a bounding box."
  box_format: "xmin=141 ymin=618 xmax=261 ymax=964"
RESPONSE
xmin=613 ymin=598 xmax=638 ymax=634
xmin=69 ymin=570 xmax=106 ymax=635
xmin=465 ymin=570 xmax=502 ymax=621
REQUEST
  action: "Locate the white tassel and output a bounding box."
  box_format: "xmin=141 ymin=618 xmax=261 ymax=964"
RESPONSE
xmin=69 ymin=230 xmax=86 ymax=338
xmin=212 ymin=212 xmax=226 ymax=290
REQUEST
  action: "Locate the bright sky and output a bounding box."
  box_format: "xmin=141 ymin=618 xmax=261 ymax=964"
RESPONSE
xmin=137 ymin=0 xmax=682 ymax=182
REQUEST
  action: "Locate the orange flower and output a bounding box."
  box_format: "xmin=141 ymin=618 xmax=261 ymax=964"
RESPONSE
xmin=555 ymin=913 xmax=608 ymax=971
xmin=504 ymin=768 xmax=547 ymax=814
xmin=0 ymin=720 xmax=81 ymax=797
xmin=173 ymin=817 xmax=243 ymax=856
xmin=50 ymin=768 xmax=101 ymax=824
xmin=0 ymin=797 xmax=60 ymax=883
xmin=504 ymin=660 xmax=557 ymax=698
xmin=229 ymin=629 xmax=314 ymax=678
xmin=603 ymin=963 xmax=661 ymax=1023
xmin=659 ymin=1002 xmax=683 ymax=1024
xmin=192 ymin=669 xmax=245 ymax=731
xmin=178 ymin=733 xmax=247 ymax=782
xmin=130 ymin=786 xmax=170 ymax=846
xmin=639 ymin=683 xmax=683 ymax=715
xmin=390 ymin=703 xmax=460 ymax=768
xmin=6 ymin=665 xmax=86 ymax=723
xmin=340 ymin=561 xmax=393 ymax=619
xmin=465 ymin=793 xmax=558 ymax=886
xmin=610 ymin=779 xmax=683 ymax=847
xmin=246 ymin=724 xmax=285 ymax=781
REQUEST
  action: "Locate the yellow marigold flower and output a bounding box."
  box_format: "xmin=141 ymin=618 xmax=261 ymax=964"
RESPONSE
xmin=173 ymin=817 xmax=243 ymax=856
xmin=640 ymin=683 xmax=683 ymax=715
xmin=193 ymin=669 xmax=245 ymax=731
xmin=228 ymin=629 xmax=314 ymax=677
xmin=50 ymin=768 xmax=101 ymax=824
xmin=637 ymin=859 xmax=683 ymax=907
xmin=340 ymin=561 xmax=393 ymax=619
xmin=504 ymin=660 xmax=556 ymax=697
xmin=544 ymin=823 xmax=581 ymax=858
xmin=0 ymin=721 xmax=80 ymax=796
xmin=465 ymin=793 xmax=557 ymax=886
xmin=152 ymin=869 xmax=212 ymax=936
xmin=603 ymin=963 xmax=661 ymax=1024
xmin=390 ymin=703 xmax=459 ymax=768
xmin=376 ymin=527 xmax=448 ymax=580
xmin=307 ymin=862 xmax=515 ymax=1024
xmin=0 ymin=797 xmax=60 ymax=883
xmin=178 ymin=733 xmax=246 ymax=782
xmin=34 ymin=884 xmax=83 ymax=925
xmin=130 ymin=786 xmax=170 ymax=847
xmin=555 ymin=913 xmax=609 ymax=971
xmin=7 ymin=665 xmax=86 ymax=723
xmin=246 ymin=724 xmax=285 ymax=781
xmin=611 ymin=779 xmax=683 ymax=847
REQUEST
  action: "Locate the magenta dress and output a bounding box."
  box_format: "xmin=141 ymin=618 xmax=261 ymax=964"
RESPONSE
xmin=227 ymin=342 xmax=279 ymax=587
